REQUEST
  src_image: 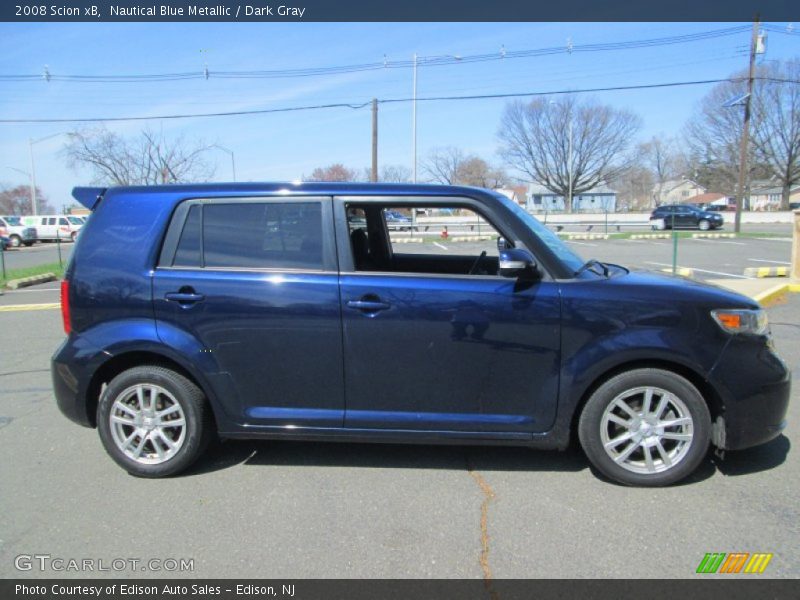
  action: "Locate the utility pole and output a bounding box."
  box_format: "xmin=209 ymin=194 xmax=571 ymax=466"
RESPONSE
xmin=371 ymin=98 xmax=378 ymax=183
xmin=412 ymin=53 xmax=418 ymax=183
xmin=734 ymin=17 xmax=759 ymax=234
xmin=28 ymin=139 xmax=38 ymax=216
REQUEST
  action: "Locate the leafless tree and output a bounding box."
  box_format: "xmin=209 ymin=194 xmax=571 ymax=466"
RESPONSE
xmin=0 ymin=185 xmax=55 ymax=215
xmin=305 ymin=164 xmax=358 ymax=182
xmin=457 ymin=157 xmax=508 ymax=188
xmin=64 ymin=127 xmax=216 ymax=185
xmin=422 ymin=146 xmax=466 ymax=185
xmin=684 ymin=73 xmax=754 ymax=197
xmin=422 ymin=147 xmax=507 ymax=188
xmin=638 ymin=135 xmax=682 ymax=206
xmin=752 ymin=59 xmax=800 ymax=210
xmin=608 ymin=164 xmax=655 ymax=211
xmin=379 ymin=164 xmax=412 ymax=183
xmin=498 ymin=95 xmax=641 ymax=212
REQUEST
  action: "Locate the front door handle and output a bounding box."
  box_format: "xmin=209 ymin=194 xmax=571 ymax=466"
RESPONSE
xmin=165 ymin=291 xmax=205 ymax=305
xmin=346 ymin=299 xmax=390 ymax=312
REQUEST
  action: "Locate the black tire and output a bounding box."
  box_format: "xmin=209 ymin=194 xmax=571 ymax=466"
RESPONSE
xmin=97 ymin=365 xmax=213 ymax=478
xmin=70 ymin=231 xmax=78 ymax=242
xmin=9 ymin=235 xmax=21 ymax=248
xmin=23 ymin=241 xmax=35 ymax=247
xmin=578 ymin=368 xmax=711 ymax=487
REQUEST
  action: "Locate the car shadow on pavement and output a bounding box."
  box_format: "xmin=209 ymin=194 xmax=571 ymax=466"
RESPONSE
xmin=187 ymin=435 xmax=789 ymax=481
xmin=711 ymin=435 xmax=790 ymax=477
xmin=189 ymin=439 xmax=590 ymax=476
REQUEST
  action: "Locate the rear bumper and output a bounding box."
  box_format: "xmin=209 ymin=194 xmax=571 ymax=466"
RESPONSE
xmin=709 ymin=338 xmax=791 ymax=450
xmin=51 ymin=335 xmax=103 ymax=428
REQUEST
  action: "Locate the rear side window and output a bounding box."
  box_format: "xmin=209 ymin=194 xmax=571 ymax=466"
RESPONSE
xmin=166 ymin=201 xmax=324 ymax=271
xmin=173 ymin=205 xmax=202 ymax=268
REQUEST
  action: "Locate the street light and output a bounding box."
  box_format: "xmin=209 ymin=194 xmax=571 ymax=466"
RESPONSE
xmin=412 ymin=53 xmax=462 ymax=184
xmin=28 ymin=132 xmax=67 ymax=216
xmin=212 ymin=144 xmax=236 ymax=182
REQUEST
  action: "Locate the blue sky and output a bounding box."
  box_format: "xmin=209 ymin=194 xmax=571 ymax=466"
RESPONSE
xmin=0 ymin=21 xmax=797 ymax=211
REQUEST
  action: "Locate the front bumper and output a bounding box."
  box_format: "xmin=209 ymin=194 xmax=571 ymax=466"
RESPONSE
xmin=709 ymin=337 xmax=790 ymax=450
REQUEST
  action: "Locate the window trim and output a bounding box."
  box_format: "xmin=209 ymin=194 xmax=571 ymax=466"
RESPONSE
xmin=157 ymin=196 xmax=336 ymax=273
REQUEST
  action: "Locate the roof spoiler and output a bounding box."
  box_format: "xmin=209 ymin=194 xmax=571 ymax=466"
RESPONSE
xmin=72 ymin=187 xmax=107 ymax=211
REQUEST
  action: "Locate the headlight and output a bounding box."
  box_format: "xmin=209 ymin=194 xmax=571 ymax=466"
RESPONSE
xmin=711 ymin=309 xmax=769 ymax=335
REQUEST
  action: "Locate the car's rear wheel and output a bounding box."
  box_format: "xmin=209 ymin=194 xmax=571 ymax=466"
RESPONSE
xmin=71 ymin=231 xmax=78 ymax=242
xmin=578 ymin=368 xmax=711 ymax=486
xmin=97 ymin=366 xmax=213 ymax=477
xmin=698 ymin=219 xmax=711 ymax=231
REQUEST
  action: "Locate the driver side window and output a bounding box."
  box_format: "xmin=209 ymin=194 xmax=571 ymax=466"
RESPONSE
xmin=346 ymin=204 xmax=507 ymax=277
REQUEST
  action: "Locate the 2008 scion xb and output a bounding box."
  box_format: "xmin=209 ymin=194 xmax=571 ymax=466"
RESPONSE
xmin=52 ymin=183 xmax=790 ymax=486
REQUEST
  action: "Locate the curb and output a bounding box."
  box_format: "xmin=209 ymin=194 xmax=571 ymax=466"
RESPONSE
xmin=753 ymin=283 xmax=800 ymax=305
xmin=743 ymin=266 xmax=790 ymax=278
xmin=562 ymin=234 xmax=609 ymax=240
xmin=631 ymin=233 xmax=671 ymax=239
xmin=5 ymin=272 xmax=57 ymax=290
xmin=390 ymin=237 xmax=424 ymax=243
xmin=660 ymin=267 xmax=694 ymax=278
xmin=692 ymin=233 xmax=736 ymax=239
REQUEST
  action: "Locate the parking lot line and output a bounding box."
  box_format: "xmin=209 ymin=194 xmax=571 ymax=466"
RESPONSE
xmin=565 ymin=240 xmax=598 ymax=247
xmin=4 ymin=287 xmax=60 ymax=293
xmin=0 ymin=303 xmax=60 ymax=312
xmin=748 ymin=258 xmax=792 ymax=265
xmin=644 ymin=262 xmax=752 ymax=279
xmin=687 ymin=238 xmax=747 ymax=246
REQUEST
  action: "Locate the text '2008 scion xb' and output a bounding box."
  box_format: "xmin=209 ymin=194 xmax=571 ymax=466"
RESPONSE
xmin=51 ymin=183 xmax=790 ymax=486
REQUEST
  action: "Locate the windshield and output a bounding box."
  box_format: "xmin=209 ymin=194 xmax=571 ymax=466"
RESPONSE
xmin=67 ymin=216 xmax=84 ymax=225
xmin=492 ymin=192 xmax=585 ymax=273
xmin=4 ymin=216 xmax=21 ymax=226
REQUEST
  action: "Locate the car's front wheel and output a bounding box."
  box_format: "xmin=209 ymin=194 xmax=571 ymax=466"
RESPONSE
xmin=97 ymin=366 xmax=213 ymax=477
xmin=578 ymin=368 xmax=711 ymax=486
xmin=698 ymin=219 xmax=711 ymax=231
xmin=9 ymin=235 xmax=21 ymax=248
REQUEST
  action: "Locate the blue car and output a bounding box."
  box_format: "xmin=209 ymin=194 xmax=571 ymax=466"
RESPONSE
xmin=52 ymin=183 xmax=790 ymax=485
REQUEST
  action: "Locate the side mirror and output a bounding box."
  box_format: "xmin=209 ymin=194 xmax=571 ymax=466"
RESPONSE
xmin=497 ymin=237 xmax=509 ymax=251
xmin=499 ymin=248 xmax=538 ymax=279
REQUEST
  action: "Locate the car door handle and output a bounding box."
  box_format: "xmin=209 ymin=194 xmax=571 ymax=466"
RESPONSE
xmin=165 ymin=292 xmax=205 ymax=304
xmin=346 ymin=299 xmax=390 ymax=312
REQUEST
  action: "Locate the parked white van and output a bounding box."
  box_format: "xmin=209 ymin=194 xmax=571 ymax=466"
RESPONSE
xmin=21 ymin=214 xmax=84 ymax=241
xmin=0 ymin=216 xmax=38 ymax=247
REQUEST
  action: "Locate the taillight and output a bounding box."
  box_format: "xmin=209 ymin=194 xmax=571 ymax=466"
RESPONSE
xmin=60 ymin=279 xmax=71 ymax=335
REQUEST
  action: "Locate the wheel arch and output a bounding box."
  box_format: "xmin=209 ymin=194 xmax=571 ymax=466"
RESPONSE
xmin=85 ymin=350 xmax=222 ymax=430
xmin=567 ymin=358 xmax=724 ymax=447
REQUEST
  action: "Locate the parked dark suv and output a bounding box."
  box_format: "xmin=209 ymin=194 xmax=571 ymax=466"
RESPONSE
xmin=650 ymin=204 xmax=724 ymax=231
xmin=52 ymin=183 xmax=790 ymax=486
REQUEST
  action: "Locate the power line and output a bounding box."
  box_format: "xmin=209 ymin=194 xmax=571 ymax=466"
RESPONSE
xmin=0 ymin=25 xmax=752 ymax=84
xmin=5 ymin=76 xmax=798 ymax=124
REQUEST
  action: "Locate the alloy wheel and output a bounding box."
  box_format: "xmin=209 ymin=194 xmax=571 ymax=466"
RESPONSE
xmin=600 ymin=386 xmax=694 ymax=474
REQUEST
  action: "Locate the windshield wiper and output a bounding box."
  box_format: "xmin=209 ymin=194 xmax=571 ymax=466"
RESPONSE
xmin=574 ymin=259 xmax=609 ymax=278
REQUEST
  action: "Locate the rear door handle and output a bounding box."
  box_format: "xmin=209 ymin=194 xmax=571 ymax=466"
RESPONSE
xmin=165 ymin=292 xmax=205 ymax=305
xmin=346 ymin=299 xmax=390 ymax=312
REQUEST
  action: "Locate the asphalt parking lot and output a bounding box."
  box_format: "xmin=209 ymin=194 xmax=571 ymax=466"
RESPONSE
xmin=0 ymin=272 xmax=798 ymax=579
